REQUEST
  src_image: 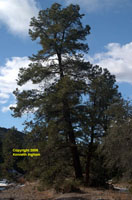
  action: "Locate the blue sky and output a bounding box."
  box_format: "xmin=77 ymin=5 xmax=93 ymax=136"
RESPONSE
xmin=0 ymin=0 xmax=132 ymax=131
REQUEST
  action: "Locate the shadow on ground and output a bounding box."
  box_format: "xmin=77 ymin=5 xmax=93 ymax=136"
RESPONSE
xmin=55 ymin=198 xmax=89 ymax=200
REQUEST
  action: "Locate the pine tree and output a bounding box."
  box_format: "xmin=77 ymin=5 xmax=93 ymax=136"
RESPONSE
xmin=79 ymin=65 xmax=121 ymax=184
xmin=11 ymin=3 xmax=90 ymax=179
xmin=11 ymin=3 xmax=121 ymax=185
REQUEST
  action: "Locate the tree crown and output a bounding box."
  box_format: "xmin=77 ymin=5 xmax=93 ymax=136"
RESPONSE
xmin=29 ymin=3 xmax=90 ymax=61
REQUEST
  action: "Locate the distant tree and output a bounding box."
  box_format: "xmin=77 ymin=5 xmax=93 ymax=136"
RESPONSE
xmin=0 ymin=137 xmax=3 ymax=162
xmin=0 ymin=137 xmax=3 ymax=178
xmin=2 ymin=127 xmax=24 ymax=178
xmin=102 ymin=100 xmax=132 ymax=180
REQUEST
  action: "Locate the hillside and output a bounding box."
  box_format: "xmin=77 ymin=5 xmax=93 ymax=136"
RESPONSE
xmin=0 ymin=127 xmax=23 ymax=140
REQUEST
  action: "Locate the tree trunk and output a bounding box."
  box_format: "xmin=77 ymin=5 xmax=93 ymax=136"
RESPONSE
xmin=68 ymin=127 xmax=83 ymax=179
xmin=63 ymin=98 xmax=83 ymax=179
xmin=85 ymin=151 xmax=92 ymax=185
xmin=85 ymin=128 xmax=94 ymax=184
xmin=57 ymin=52 xmax=82 ymax=179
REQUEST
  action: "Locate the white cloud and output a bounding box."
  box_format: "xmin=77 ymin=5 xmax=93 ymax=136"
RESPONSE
xmin=0 ymin=93 xmax=9 ymax=99
xmin=65 ymin=0 xmax=130 ymax=12
xmin=0 ymin=57 xmax=30 ymax=97
xmin=2 ymin=103 xmax=16 ymax=113
xmin=0 ymin=56 xmax=55 ymax=112
xmin=0 ymin=99 xmax=8 ymax=104
xmin=0 ymin=0 xmax=39 ymax=36
xmin=0 ymin=57 xmax=30 ymax=110
xmin=87 ymin=42 xmax=132 ymax=83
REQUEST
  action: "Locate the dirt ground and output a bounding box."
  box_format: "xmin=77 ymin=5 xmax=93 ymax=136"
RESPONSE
xmin=0 ymin=182 xmax=132 ymax=200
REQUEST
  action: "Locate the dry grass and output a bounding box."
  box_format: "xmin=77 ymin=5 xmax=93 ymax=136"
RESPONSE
xmin=55 ymin=187 xmax=132 ymax=200
xmin=0 ymin=181 xmax=131 ymax=200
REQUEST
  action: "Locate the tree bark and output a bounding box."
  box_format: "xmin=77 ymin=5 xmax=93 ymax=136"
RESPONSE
xmin=63 ymin=98 xmax=83 ymax=179
xmin=85 ymin=127 xmax=94 ymax=184
xmin=57 ymin=52 xmax=83 ymax=179
xmin=85 ymin=150 xmax=92 ymax=184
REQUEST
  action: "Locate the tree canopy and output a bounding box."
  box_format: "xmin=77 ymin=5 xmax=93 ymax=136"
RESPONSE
xmin=10 ymin=3 xmax=124 ymax=187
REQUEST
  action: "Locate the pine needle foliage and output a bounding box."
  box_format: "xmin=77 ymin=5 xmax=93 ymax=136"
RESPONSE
xmin=11 ymin=3 xmax=121 ymax=185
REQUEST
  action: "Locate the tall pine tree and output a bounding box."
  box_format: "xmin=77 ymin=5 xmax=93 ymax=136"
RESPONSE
xmin=11 ymin=3 xmax=90 ymax=179
xmin=11 ymin=3 xmax=121 ymax=184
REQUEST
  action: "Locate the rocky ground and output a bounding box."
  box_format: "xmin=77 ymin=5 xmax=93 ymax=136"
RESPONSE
xmin=0 ymin=182 xmax=131 ymax=200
